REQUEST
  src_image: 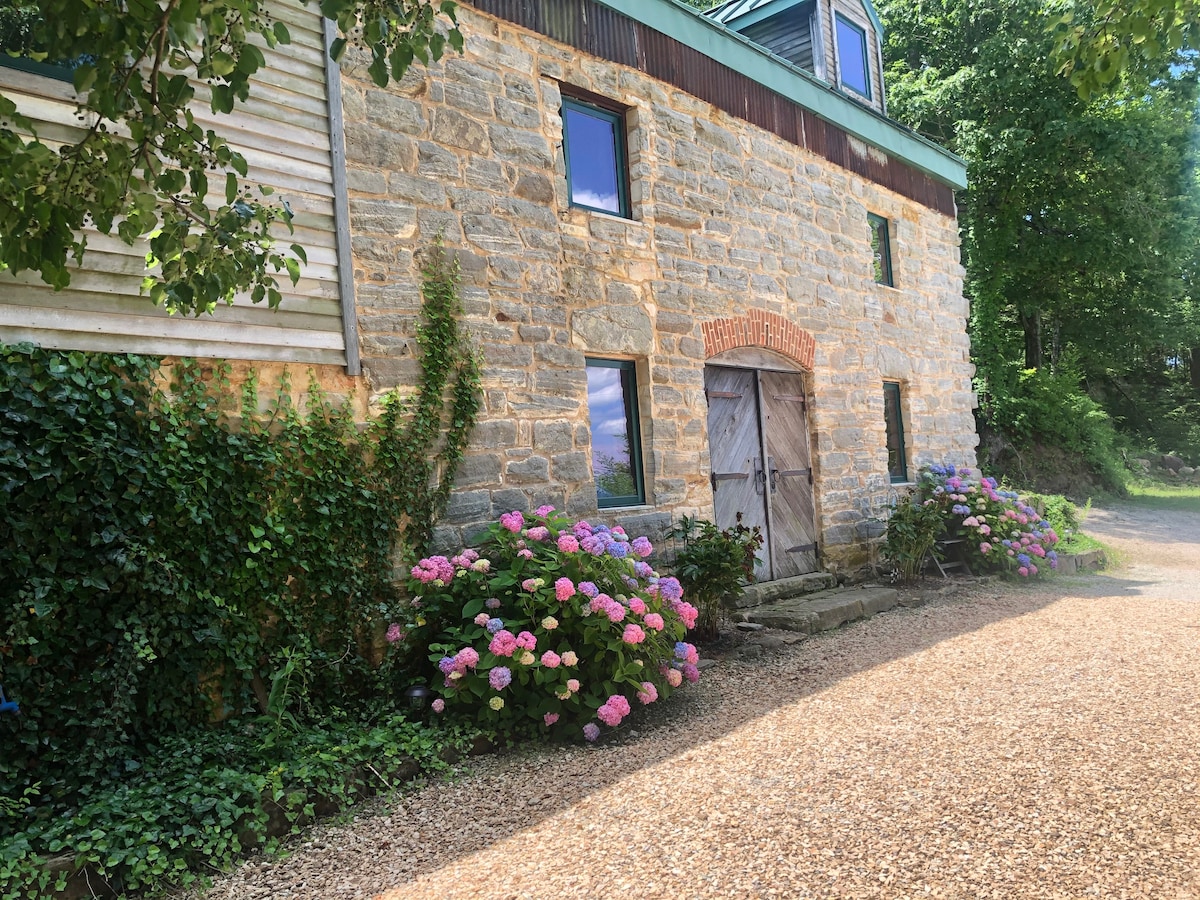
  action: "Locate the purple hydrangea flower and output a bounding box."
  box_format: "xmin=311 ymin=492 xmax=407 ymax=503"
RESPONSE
xmin=489 ymin=666 xmax=512 ymax=690
xmin=486 ymin=618 xmax=505 ymax=634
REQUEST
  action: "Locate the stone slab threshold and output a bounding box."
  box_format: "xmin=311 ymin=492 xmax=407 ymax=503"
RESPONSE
xmin=738 ymin=584 xmax=903 ymax=635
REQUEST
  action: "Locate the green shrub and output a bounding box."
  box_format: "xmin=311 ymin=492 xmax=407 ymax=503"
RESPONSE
xmin=978 ymin=361 xmax=1126 ymax=492
xmin=882 ymin=495 xmax=944 ymax=581
xmin=0 ymin=245 xmax=482 ymax=888
xmin=666 ymin=514 xmax=764 ymax=641
xmin=397 ymin=509 xmax=702 ymax=742
xmin=0 ymin=715 xmax=478 ymax=898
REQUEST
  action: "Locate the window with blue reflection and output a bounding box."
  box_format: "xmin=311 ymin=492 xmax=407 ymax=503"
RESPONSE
xmin=563 ymin=98 xmax=629 ymax=218
xmin=586 ymin=359 xmax=644 ymax=507
xmin=835 ymin=15 xmax=871 ymax=99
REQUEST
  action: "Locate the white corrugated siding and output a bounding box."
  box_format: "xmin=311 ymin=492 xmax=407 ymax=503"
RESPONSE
xmin=0 ymin=0 xmax=347 ymax=365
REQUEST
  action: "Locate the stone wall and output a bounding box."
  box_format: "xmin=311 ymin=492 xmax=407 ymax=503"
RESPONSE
xmin=338 ymin=3 xmax=977 ymax=572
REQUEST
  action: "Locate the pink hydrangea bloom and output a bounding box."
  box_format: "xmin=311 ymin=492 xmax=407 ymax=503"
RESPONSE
xmin=631 ymin=536 xmax=653 ymax=558
xmin=628 ymin=597 xmax=647 ymax=615
xmin=544 ymin=712 xmax=560 ymax=726
xmin=637 ymin=682 xmax=658 ymax=705
xmin=666 ymin=668 xmax=683 ymax=688
xmin=488 ymin=630 xmax=518 ymax=657
xmin=474 ymin=613 xmax=491 ymax=627
xmin=541 ymin=651 xmax=561 ymax=669
xmin=673 ymin=600 xmax=699 ymax=630
xmin=562 ymin=652 xmax=578 ymax=668
xmin=643 ymin=613 xmax=665 ymax=632
xmin=979 ymin=524 xmax=992 ymax=536
xmin=682 ymin=663 xmax=700 ymax=683
xmin=566 ymin=678 xmax=580 ymax=692
xmin=518 ymin=548 xmax=534 ymax=560
xmin=1030 ymin=564 xmax=1039 ymax=575
xmin=470 ymin=558 xmax=491 ymax=572
xmin=1018 ymin=566 xmax=1030 ymax=577
xmin=583 ymin=723 xmax=600 ymax=741
xmin=386 ymin=623 xmax=403 ymax=643
xmin=521 ymin=577 xmax=543 ymax=592
xmin=516 ymin=630 xmax=537 ymax=651
xmin=557 ymin=534 xmax=580 ymax=553
xmin=555 ymin=577 xmax=576 ymax=601
xmin=535 ymin=504 xmax=556 ymax=517
xmin=500 ymin=511 xmax=525 ymax=533
xmin=489 ymin=666 xmax=513 ymax=690
xmin=980 ymin=542 xmax=992 ymax=554
xmin=607 ymin=695 xmax=631 ymax=717
xmin=605 ymin=601 xmax=626 ymax=623
xmin=622 ymin=623 xmax=646 ymax=645
xmin=526 ymin=526 xmax=551 ymax=542
xmin=431 ymin=698 xmax=446 ymax=713
xmin=597 ymin=704 xmax=623 ymax=727
xmin=456 ymin=647 xmax=480 ymax=669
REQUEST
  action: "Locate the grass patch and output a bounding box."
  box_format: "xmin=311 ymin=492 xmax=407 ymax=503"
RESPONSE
xmin=1125 ymin=482 xmax=1200 ymax=512
xmin=1055 ymin=532 xmax=1107 ymax=555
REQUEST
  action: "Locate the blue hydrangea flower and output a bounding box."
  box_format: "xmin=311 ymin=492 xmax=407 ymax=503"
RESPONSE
xmin=486 ymin=618 xmax=504 ymax=634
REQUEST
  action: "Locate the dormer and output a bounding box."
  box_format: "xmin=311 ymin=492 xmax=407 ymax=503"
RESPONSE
xmin=705 ymin=0 xmax=887 ymax=115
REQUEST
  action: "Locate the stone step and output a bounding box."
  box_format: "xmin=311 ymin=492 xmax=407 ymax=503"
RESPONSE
xmin=734 ymin=572 xmax=838 ymax=609
xmin=739 ymin=585 xmax=901 ymax=635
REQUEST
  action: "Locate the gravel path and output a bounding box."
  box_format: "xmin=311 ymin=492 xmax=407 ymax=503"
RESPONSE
xmin=199 ymin=500 xmax=1200 ymax=900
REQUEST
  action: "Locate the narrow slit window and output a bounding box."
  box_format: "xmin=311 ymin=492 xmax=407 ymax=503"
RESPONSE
xmin=586 ymin=359 xmax=645 ymax=508
xmin=869 ymin=213 xmax=893 ymax=286
xmin=563 ymin=97 xmax=630 ymax=218
xmin=835 ymin=14 xmax=871 ymax=99
xmin=884 ymin=382 xmax=908 ymax=483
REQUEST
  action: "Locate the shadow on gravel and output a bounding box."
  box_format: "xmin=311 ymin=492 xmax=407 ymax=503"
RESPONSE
xmin=349 ymin=577 xmax=1111 ymax=897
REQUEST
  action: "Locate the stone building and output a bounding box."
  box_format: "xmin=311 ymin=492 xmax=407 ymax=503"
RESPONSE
xmin=0 ymin=0 xmax=976 ymax=578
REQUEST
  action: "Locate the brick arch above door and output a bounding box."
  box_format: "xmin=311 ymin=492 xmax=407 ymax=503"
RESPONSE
xmin=701 ymin=311 xmax=815 ymax=371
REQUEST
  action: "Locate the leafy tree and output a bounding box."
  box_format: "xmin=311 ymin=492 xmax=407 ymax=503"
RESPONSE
xmin=1052 ymin=0 xmax=1200 ymax=98
xmin=880 ymin=0 xmax=1198 ymax=376
xmin=0 ymin=0 xmax=461 ymax=315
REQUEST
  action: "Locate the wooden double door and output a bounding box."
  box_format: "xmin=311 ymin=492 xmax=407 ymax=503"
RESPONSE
xmin=704 ymin=366 xmax=818 ymax=580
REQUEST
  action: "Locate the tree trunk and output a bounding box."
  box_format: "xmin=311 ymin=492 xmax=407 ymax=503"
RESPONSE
xmin=1021 ymin=310 xmax=1043 ymax=370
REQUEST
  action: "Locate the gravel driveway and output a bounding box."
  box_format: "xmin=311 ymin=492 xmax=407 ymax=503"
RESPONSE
xmin=200 ymin=500 xmax=1200 ymax=900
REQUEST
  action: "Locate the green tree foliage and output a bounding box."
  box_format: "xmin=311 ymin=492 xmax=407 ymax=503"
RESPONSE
xmin=0 ymin=0 xmax=460 ymax=315
xmin=879 ymin=0 xmax=1200 ymax=473
xmin=1052 ymin=0 xmax=1200 ymax=98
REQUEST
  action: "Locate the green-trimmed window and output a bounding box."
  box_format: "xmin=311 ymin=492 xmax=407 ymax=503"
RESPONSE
xmin=563 ymin=97 xmax=630 ymax=218
xmin=0 ymin=4 xmax=81 ymax=82
xmin=884 ymin=382 xmax=908 ymax=483
xmin=586 ymin=358 xmax=645 ymax=508
xmin=869 ymin=213 xmax=893 ymax=286
xmin=835 ymin=14 xmax=871 ymax=99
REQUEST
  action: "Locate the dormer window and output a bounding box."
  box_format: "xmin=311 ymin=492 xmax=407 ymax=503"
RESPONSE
xmin=835 ymin=14 xmax=871 ymax=99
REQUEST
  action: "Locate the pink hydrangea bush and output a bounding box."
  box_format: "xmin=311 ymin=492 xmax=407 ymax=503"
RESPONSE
xmin=919 ymin=465 xmax=1059 ymax=576
xmin=400 ymin=508 xmax=700 ymax=741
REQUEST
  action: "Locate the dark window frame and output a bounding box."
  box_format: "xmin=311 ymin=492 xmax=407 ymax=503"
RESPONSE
xmin=0 ymin=55 xmax=75 ymax=82
xmin=834 ymin=13 xmax=871 ymax=100
xmin=585 ymin=357 xmax=646 ymax=509
xmin=883 ymin=381 xmax=909 ymax=484
xmin=562 ymin=95 xmax=632 ymax=220
xmin=869 ymin=212 xmax=893 ymax=286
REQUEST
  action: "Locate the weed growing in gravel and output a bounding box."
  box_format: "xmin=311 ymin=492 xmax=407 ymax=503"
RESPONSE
xmin=394 ymin=508 xmax=702 ymax=742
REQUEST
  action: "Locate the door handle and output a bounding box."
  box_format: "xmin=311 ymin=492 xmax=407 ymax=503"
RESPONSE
xmin=753 ymin=457 xmax=764 ymax=494
xmin=768 ymin=455 xmax=779 ymax=493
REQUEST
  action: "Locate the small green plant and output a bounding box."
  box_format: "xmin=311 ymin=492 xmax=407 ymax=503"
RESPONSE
xmin=667 ymin=514 xmax=764 ymax=641
xmin=881 ymin=496 xmax=944 ymax=581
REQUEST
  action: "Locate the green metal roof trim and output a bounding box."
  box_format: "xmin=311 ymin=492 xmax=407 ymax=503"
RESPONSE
xmin=595 ymin=0 xmax=965 ymax=190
